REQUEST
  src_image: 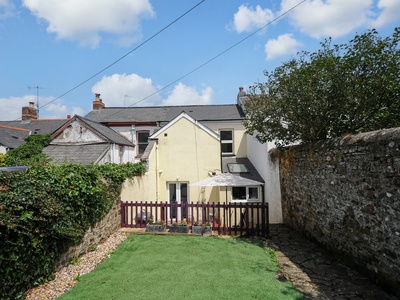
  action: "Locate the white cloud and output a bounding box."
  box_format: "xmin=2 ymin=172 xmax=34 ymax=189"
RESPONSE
xmin=0 ymin=0 xmax=14 ymax=19
xmin=371 ymin=0 xmax=400 ymax=28
xmin=91 ymin=73 xmax=163 ymax=107
xmin=162 ymin=83 xmax=213 ymax=106
xmin=265 ymin=33 xmax=301 ymax=60
xmin=22 ymin=0 xmax=155 ymax=46
xmin=280 ymin=0 xmax=373 ymax=38
xmin=0 ymin=96 xmax=34 ymax=120
xmin=91 ymin=74 xmax=213 ymax=107
xmin=43 ymin=101 xmax=84 ymax=119
xmin=231 ymin=4 xmax=274 ymax=33
xmin=0 ymin=96 xmax=79 ymax=120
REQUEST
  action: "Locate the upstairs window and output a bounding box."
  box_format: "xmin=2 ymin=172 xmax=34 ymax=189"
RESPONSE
xmin=137 ymin=131 xmax=150 ymax=156
xmin=220 ymin=129 xmax=233 ymax=155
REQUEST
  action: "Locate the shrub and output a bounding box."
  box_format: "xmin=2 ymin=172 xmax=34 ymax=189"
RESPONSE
xmin=0 ymin=161 xmax=144 ymax=299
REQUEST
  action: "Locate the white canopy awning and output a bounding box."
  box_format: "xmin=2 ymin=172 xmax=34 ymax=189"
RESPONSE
xmin=190 ymin=173 xmax=264 ymax=187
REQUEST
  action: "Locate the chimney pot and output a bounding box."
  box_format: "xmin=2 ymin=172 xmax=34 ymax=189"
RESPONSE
xmin=67 ymin=115 xmax=71 ymax=119
xmin=93 ymin=93 xmax=105 ymax=110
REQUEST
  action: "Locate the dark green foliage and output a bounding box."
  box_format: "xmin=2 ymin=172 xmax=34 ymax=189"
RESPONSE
xmin=0 ymin=162 xmax=145 ymax=299
xmin=244 ymin=28 xmax=400 ymax=147
xmin=4 ymin=134 xmax=51 ymax=166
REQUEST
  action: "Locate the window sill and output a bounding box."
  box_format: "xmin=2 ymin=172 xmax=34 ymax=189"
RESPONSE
xmin=232 ymin=199 xmax=261 ymax=203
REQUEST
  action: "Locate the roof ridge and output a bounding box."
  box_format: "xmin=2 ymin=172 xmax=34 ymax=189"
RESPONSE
xmin=98 ymin=104 xmax=239 ymax=109
xmin=31 ymin=119 xmax=69 ymax=122
xmin=0 ymin=125 xmax=31 ymax=132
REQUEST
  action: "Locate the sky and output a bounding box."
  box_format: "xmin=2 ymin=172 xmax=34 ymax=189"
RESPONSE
xmin=0 ymin=0 xmax=399 ymax=121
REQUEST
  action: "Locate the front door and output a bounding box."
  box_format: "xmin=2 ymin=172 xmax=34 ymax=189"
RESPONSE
xmin=168 ymin=182 xmax=188 ymax=220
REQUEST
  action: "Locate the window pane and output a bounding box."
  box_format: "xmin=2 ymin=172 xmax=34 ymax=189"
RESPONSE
xmin=181 ymin=183 xmax=188 ymax=203
xmin=138 ymin=144 xmax=148 ymax=155
xmin=169 ymin=184 xmax=177 ymax=203
xmin=232 ymin=186 xmax=246 ymax=200
xmin=169 ymin=184 xmax=177 ymax=218
xmin=221 ymin=143 xmax=233 ymax=153
xmin=248 ymin=187 xmax=258 ymax=200
xmin=220 ymin=130 xmax=232 ymax=141
xmin=138 ymin=132 xmax=149 ymax=143
xmin=228 ymin=163 xmax=248 ymax=173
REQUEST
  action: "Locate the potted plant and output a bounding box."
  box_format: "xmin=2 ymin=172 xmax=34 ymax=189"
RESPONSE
xmin=192 ymin=221 xmax=203 ymax=235
xmin=146 ymin=219 xmax=166 ymax=233
xmin=169 ymin=220 xmax=189 ymax=234
xmin=192 ymin=221 xmax=212 ymax=235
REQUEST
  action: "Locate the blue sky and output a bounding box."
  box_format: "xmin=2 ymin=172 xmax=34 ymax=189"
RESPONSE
xmin=0 ymin=0 xmax=399 ymax=120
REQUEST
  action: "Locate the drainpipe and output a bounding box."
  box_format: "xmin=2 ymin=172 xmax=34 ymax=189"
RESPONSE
xmin=111 ymin=143 xmax=115 ymax=163
xmin=152 ymin=138 xmax=159 ymax=202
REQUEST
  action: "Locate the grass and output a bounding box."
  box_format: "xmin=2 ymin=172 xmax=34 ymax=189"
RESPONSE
xmin=59 ymin=235 xmax=304 ymax=300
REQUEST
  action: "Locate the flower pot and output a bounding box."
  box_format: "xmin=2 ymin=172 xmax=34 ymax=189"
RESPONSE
xmin=146 ymin=224 xmax=166 ymax=233
xmin=169 ymin=225 xmax=189 ymax=234
xmin=192 ymin=225 xmax=212 ymax=235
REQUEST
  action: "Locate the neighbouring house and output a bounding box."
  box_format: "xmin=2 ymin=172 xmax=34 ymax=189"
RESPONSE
xmin=0 ymin=125 xmax=31 ymax=154
xmin=84 ymin=89 xmax=283 ymax=223
xmin=0 ymin=102 xmax=70 ymax=153
xmin=43 ymin=115 xmax=135 ymax=165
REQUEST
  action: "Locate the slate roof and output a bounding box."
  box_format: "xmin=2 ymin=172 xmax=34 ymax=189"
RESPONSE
xmin=52 ymin=115 xmax=134 ymax=147
xmin=0 ymin=126 xmax=31 ymax=149
xmin=84 ymin=104 xmax=245 ymax=124
xmin=0 ymin=119 xmax=68 ymax=135
xmin=222 ymin=156 xmax=264 ymax=184
xmin=43 ymin=144 xmax=110 ymax=165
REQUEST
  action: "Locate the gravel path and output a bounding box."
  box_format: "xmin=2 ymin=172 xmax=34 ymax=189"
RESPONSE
xmin=25 ymin=231 xmax=128 ymax=300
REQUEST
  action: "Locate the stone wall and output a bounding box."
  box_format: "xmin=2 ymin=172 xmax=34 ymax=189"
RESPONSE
xmin=55 ymin=197 xmax=121 ymax=270
xmin=276 ymin=128 xmax=400 ymax=297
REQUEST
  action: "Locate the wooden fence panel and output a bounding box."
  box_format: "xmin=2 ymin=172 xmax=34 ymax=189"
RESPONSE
xmin=121 ymin=201 xmax=269 ymax=238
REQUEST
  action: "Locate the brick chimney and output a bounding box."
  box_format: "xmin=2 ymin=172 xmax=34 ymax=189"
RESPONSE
xmin=92 ymin=93 xmax=105 ymax=110
xmin=22 ymin=102 xmax=38 ymax=120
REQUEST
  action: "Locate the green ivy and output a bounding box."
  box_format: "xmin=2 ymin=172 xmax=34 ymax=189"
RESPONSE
xmin=0 ymin=161 xmax=144 ymax=299
xmin=4 ymin=134 xmax=51 ymax=166
xmin=0 ymin=153 xmax=5 ymax=166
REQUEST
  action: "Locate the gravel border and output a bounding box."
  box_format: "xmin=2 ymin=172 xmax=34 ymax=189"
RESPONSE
xmin=25 ymin=231 xmax=128 ymax=300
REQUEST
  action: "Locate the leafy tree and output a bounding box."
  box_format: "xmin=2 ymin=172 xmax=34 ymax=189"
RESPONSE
xmin=4 ymin=134 xmax=51 ymax=166
xmin=243 ymin=28 xmax=400 ymax=147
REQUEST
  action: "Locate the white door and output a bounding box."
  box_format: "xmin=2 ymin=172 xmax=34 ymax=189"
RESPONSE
xmin=167 ymin=182 xmax=188 ymax=220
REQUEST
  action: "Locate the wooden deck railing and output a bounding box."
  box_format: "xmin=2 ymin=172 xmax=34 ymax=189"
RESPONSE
xmin=121 ymin=201 xmax=269 ymax=238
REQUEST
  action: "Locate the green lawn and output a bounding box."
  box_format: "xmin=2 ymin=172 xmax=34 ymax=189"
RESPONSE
xmin=59 ymin=235 xmax=304 ymax=300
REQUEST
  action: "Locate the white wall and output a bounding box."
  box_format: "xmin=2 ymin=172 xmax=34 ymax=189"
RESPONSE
xmin=247 ymin=135 xmax=283 ymax=224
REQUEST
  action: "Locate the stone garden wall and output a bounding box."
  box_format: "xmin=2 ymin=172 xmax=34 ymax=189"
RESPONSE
xmin=55 ymin=197 xmax=121 ymax=270
xmin=276 ymin=128 xmax=400 ymax=297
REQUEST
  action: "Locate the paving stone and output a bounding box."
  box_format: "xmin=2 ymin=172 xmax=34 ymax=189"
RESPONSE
xmin=267 ymin=224 xmax=397 ymax=300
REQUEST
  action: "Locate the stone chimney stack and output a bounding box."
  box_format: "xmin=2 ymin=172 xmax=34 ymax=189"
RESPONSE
xmin=237 ymin=87 xmax=246 ymax=104
xmin=92 ymin=93 xmax=105 ymax=110
xmin=22 ymin=102 xmax=38 ymax=120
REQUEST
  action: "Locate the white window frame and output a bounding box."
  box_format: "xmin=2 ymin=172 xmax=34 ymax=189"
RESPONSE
xmin=167 ymin=182 xmax=189 ymax=220
xmin=220 ymin=129 xmax=234 ymax=156
xmin=231 ymin=186 xmax=260 ymax=203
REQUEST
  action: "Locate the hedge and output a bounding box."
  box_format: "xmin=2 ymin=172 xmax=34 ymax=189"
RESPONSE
xmin=0 ymin=162 xmax=144 ymax=299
